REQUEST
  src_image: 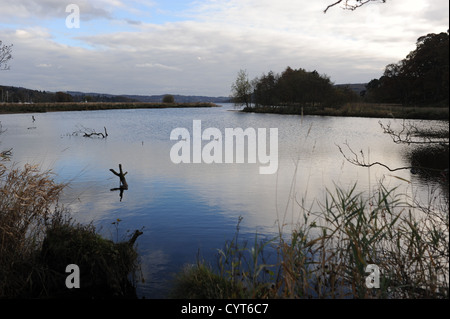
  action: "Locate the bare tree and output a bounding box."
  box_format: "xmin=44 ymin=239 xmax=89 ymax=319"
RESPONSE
xmin=231 ymin=69 xmax=253 ymax=109
xmin=324 ymin=0 xmax=386 ymax=13
xmin=0 ymin=41 xmax=13 ymax=70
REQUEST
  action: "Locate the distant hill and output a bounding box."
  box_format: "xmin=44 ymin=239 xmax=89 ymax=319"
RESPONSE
xmin=0 ymin=85 xmax=230 ymax=104
xmin=67 ymin=91 xmax=231 ymax=104
xmin=335 ymin=83 xmax=367 ymax=96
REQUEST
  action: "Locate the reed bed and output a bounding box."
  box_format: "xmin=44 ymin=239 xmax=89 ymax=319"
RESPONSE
xmin=171 ymin=182 xmax=449 ymax=299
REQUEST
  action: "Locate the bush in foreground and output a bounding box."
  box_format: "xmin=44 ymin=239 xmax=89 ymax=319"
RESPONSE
xmin=0 ymin=163 xmax=141 ymax=299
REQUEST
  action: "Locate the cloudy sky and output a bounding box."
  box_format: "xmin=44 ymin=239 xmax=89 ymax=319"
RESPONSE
xmin=0 ymin=0 xmax=448 ymax=96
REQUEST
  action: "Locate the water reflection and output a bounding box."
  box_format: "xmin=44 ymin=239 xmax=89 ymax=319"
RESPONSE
xmin=0 ymin=105 xmax=446 ymax=298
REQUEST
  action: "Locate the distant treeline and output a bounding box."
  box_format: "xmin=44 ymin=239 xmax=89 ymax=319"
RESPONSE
xmin=0 ymin=86 xmax=231 ymax=104
xmin=0 ymin=86 xmax=138 ymax=103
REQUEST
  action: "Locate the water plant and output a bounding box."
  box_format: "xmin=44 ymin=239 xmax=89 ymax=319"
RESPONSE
xmin=171 ymin=182 xmax=449 ymax=299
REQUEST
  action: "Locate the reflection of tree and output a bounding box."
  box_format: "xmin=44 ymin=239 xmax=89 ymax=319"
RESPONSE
xmin=0 ymin=122 xmax=12 ymax=160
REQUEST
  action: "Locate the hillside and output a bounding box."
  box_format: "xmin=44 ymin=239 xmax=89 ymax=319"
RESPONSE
xmin=0 ymin=85 xmax=230 ymax=104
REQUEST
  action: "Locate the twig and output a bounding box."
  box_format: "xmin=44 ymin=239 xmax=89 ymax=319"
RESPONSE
xmin=324 ymin=0 xmax=385 ymax=13
xmin=336 ymin=142 xmax=444 ymax=173
xmin=379 ymin=120 xmax=449 ymax=146
xmin=1 ymin=148 xmax=13 ymax=159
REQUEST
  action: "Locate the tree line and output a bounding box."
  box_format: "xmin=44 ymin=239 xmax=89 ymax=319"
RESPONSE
xmin=231 ymin=67 xmax=359 ymax=110
xmin=0 ymin=85 xmax=138 ymax=104
xmin=365 ymin=31 xmax=449 ymax=106
xmin=231 ymin=30 xmax=449 ymax=112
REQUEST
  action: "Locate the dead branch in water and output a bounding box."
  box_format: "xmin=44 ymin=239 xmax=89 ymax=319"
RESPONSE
xmin=110 ymin=164 xmax=128 ymax=189
xmin=110 ymin=164 xmax=128 ymax=201
xmin=72 ymin=125 xmax=108 ymax=138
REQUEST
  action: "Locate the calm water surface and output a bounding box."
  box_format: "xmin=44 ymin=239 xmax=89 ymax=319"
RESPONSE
xmin=0 ymin=104 xmax=443 ymax=298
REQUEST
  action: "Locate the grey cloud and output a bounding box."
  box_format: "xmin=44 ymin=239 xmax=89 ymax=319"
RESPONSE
xmin=2 ymin=0 xmax=449 ymax=96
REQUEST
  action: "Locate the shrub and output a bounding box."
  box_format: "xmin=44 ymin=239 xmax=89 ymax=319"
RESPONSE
xmin=163 ymin=94 xmax=175 ymax=103
xmin=0 ymin=162 xmax=141 ymax=298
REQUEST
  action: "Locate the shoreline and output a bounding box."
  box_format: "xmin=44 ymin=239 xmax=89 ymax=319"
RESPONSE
xmin=241 ymin=103 xmax=449 ymax=121
xmin=0 ymin=101 xmax=220 ymax=114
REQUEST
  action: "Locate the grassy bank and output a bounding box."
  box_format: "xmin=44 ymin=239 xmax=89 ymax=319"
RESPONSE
xmin=243 ymin=103 xmax=449 ymax=120
xmin=171 ymin=183 xmax=449 ymax=299
xmin=0 ymin=163 xmax=142 ymax=299
xmin=0 ymin=101 xmax=219 ymax=114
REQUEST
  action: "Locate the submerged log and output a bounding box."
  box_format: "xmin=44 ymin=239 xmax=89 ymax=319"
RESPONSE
xmin=82 ymin=127 xmax=108 ymax=138
xmin=128 ymin=230 xmax=143 ymax=246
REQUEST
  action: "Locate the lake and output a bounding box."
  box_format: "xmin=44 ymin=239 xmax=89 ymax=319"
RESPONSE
xmin=0 ymin=103 xmax=446 ymax=298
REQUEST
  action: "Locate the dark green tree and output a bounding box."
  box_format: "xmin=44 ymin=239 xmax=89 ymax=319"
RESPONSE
xmin=253 ymin=71 xmax=279 ymax=107
xmin=55 ymin=91 xmax=73 ymax=103
xmin=163 ymin=94 xmax=175 ymax=103
xmin=366 ymin=31 xmax=449 ymax=106
xmin=251 ymin=67 xmax=344 ymax=109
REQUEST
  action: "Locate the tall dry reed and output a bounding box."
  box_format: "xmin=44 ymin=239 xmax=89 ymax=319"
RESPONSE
xmin=0 ymin=162 xmax=65 ymax=296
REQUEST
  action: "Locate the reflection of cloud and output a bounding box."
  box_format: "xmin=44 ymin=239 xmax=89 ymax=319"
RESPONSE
xmin=1 ymin=108 xmax=415 ymax=234
xmin=1 ymin=107 xmax=430 ymax=299
xmin=136 ymin=249 xmax=170 ymax=297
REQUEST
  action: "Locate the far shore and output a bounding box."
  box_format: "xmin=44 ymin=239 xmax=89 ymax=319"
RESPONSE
xmin=1 ymin=101 xmax=448 ymax=121
xmin=241 ymin=102 xmax=449 ymax=121
xmin=0 ymin=101 xmax=220 ymax=114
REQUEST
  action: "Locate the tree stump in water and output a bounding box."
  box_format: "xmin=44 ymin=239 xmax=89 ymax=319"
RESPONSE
xmin=110 ymin=164 xmax=128 ymax=189
xmin=110 ymin=164 xmax=128 ymax=201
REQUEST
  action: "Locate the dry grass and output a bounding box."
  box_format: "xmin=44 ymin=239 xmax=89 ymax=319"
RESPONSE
xmin=0 ymin=163 xmax=65 ymax=255
xmin=0 ymin=162 xmax=65 ymax=297
xmin=0 ymin=161 xmax=141 ymax=298
xmin=243 ymin=103 xmax=449 ymax=120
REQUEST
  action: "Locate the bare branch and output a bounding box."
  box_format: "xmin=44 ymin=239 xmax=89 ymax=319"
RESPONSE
xmin=379 ymin=120 xmax=449 ymax=146
xmin=324 ymin=0 xmax=386 ymax=13
xmin=71 ymin=125 xmax=108 ymax=138
xmin=336 ymin=141 xmax=444 ymax=174
xmin=0 ymin=41 xmax=13 ymax=70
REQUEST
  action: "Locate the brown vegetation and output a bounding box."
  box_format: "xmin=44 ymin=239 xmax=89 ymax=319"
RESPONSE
xmin=0 ymin=101 xmax=219 ymax=114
